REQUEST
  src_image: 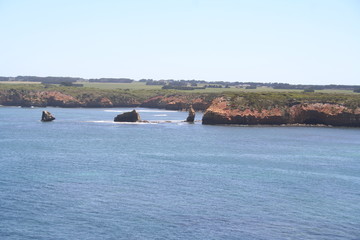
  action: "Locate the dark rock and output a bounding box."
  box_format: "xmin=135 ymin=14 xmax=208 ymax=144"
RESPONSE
xmin=41 ymin=111 xmax=55 ymax=122
xmin=186 ymin=106 xmax=195 ymax=122
xmin=114 ymin=109 xmax=141 ymax=122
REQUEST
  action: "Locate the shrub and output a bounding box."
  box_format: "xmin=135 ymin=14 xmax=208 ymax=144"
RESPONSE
xmin=245 ymin=86 xmax=256 ymax=89
xmin=303 ymin=88 xmax=315 ymax=93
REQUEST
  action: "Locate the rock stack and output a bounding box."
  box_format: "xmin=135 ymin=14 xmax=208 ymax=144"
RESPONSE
xmin=186 ymin=106 xmax=195 ymax=122
xmin=114 ymin=109 xmax=141 ymax=122
xmin=41 ymin=111 xmax=55 ymax=122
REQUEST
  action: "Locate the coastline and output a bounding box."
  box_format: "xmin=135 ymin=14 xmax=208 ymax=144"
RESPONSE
xmin=1 ymin=86 xmax=360 ymax=127
xmin=2 ymin=105 xmax=360 ymax=128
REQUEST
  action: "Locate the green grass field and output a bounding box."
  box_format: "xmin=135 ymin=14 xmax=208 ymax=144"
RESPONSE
xmin=0 ymin=81 xmax=41 ymax=84
xmin=80 ymin=82 xmax=163 ymax=90
xmin=1 ymin=81 xmax=359 ymax=109
xmin=0 ymin=81 xmax=357 ymax=95
xmin=79 ymin=82 xmax=356 ymax=94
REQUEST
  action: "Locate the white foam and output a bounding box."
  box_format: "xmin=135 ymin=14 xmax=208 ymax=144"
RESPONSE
xmin=85 ymin=120 xmax=157 ymax=125
xmin=153 ymin=114 xmax=167 ymax=117
xmin=139 ymin=110 xmax=177 ymax=113
xmin=103 ymin=110 xmax=124 ymax=113
xmin=103 ymin=109 xmax=178 ymax=113
xmin=85 ymin=120 xmax=114 ymax=123
xmin=113 ymin=122 xmax=157 ymax=125
xmin=147 ymin=120 xmax=184 ymax=123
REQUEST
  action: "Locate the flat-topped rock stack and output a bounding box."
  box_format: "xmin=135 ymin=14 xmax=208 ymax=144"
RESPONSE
xmin=114 ymin=110 xmax=141 ymax=122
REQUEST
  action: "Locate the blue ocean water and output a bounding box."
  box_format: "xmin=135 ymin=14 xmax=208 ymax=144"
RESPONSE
xmin=0 ymin=107 xmax=359 ymax=240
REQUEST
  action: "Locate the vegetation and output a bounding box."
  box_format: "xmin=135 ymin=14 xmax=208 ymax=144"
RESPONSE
xmin=245 ymin=86 xmax=257 ymax=90
xmin=1 ymin=76 xmax=359 ymax=92
xmin=88 ymin=78 xmax=133 ymax=83
xmin=1 ymin=82 xmax=360 ymax=110
xmin=226 ymin=91 xmax=360 ymax=110
xmin=162 ymin=85 xmax=206 ymax=90
xmin=303 ymin=88 xmax=315 ymax=93
xmin=60 ymin=82 xmax=83 ymax=87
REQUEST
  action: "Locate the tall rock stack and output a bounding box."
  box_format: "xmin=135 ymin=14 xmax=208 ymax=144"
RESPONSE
xmin=186 ymin=106 xmax=195 ymax=122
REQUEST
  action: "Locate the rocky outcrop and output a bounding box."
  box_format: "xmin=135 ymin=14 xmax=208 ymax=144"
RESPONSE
xmin=0 ymin=89 xmax=142 ymax=108
xmin=41 ymin=91 xmax=81 ymax=107
xmin=0 ymin=89 xmax=212 ymax=110
xmin=202 ymin=97 xmax=360 ymax=127
xmin=186 ymin=106 xmax=196 ymax=122
xmin=140 ymin=95 xmax=210 ymax=111
xmin=41 ymin=111 xmax=55 ymax=122
xmin=289 ymin=103 xmax=360 ymax=127
xmin=114 ymin=110 xmax=141 ymax=122
xmin=202 ymin=98 xmax=287 ymax=125
xmin=3 ymin=88 xmax=359 ymax=127
xmin=0 ymin=90 xmax=82 ymax=107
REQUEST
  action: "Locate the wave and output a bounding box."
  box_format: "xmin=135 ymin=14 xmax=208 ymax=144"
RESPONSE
xmin=137 ymin=109 xmax=177 ymax=113
xmin=153 ymin=114 xmax=167 ymax=117
xmin=147 ymin=120 xmax=184 ymax=123
xmin=84 ymin=120 xmax=157 ymax=125
xmin=114 ymin=122 xmax=157 ymax=125
xmin=103 ymin=109 xmax=177 ymax=113
xmin=85 ymin=120 xmax=114 ymax=123
xmin=103 ymin=110 xmax=124 ymax=113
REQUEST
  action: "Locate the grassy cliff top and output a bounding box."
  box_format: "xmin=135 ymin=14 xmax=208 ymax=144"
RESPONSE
xmin=1 ymin=83 xmax=359 ymax=109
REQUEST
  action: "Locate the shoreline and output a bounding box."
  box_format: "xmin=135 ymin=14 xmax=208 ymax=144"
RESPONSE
xmin=1 ymin=88 xmax=359 ymax=127
xmin=3 ymin=105 xmax=359 ymax=128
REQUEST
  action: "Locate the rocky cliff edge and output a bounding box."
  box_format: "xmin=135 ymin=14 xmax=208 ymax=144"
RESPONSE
xmin=202 ymin=97 xmax=360 ymax=127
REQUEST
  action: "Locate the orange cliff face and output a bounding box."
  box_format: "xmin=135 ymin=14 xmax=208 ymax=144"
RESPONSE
xmin=202 ymin=97 xmax=288 ymax=125
xmin=0 ymin=90 xmax=121 ymax=107
xmin=0 ymin=90 xmax=78 ymax=107
xmin=202 ymin=97 xmax=360 ymax=127
xmin=0 ymin=89 xmax=212 ymax=110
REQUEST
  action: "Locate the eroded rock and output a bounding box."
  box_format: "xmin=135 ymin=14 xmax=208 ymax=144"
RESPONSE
xmin=114 ymin=109 xmax=141 ymax=122
xmin=186 ymin=106 xmax=195 ymax=122
xmin=202 ymin=97 xmax=360 ymax=127
xmin=41 ymin=111 xmax=55 ymax=122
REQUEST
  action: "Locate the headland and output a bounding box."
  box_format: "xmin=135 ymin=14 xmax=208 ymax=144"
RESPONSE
xmin=1 ymin=78 xmax=360 ymax=127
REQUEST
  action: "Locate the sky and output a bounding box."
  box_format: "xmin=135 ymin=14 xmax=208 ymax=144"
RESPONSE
xmin=0 ymin=0 xmax=359 ymax=84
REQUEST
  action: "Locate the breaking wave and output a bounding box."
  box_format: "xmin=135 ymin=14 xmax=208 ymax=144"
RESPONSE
xmin=103 ymin=109 xmax=177 ymax=113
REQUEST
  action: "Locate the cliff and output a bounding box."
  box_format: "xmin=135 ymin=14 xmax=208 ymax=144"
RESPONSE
xmin=1 ymin=86 xmax=360 ymax=127
xmin=140 ymin=95 xmax=210 ymax=111
xmin=0 ymin=89 xmax=99 ymax=107
xmin=202 ymin=97 xmax=360 ymax=127
xmin=0 ymin=88 xmax=211 ymax=110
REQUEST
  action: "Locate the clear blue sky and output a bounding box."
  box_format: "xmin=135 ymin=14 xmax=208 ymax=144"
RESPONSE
xmin=0 ymin=0 xmax=359 ymax=84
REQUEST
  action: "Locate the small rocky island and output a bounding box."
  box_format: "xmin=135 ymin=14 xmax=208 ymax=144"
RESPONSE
xmin=41 ymin=111 xmax=55 ymax=122
xmin=114 ymin=109 xmax=141 ymax=122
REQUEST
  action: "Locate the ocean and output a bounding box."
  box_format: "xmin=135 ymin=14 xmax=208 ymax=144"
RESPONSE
xmin=1 ymin=107 xmax=359 ymax=240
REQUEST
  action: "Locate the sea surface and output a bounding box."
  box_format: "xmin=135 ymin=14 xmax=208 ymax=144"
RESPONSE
xmin=1 ymin=107 xmax=360 ymax=240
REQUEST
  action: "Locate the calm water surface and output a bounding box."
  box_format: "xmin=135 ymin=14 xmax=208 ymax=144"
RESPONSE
xmin=1 ymin=107 xmax=359 ymax=240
